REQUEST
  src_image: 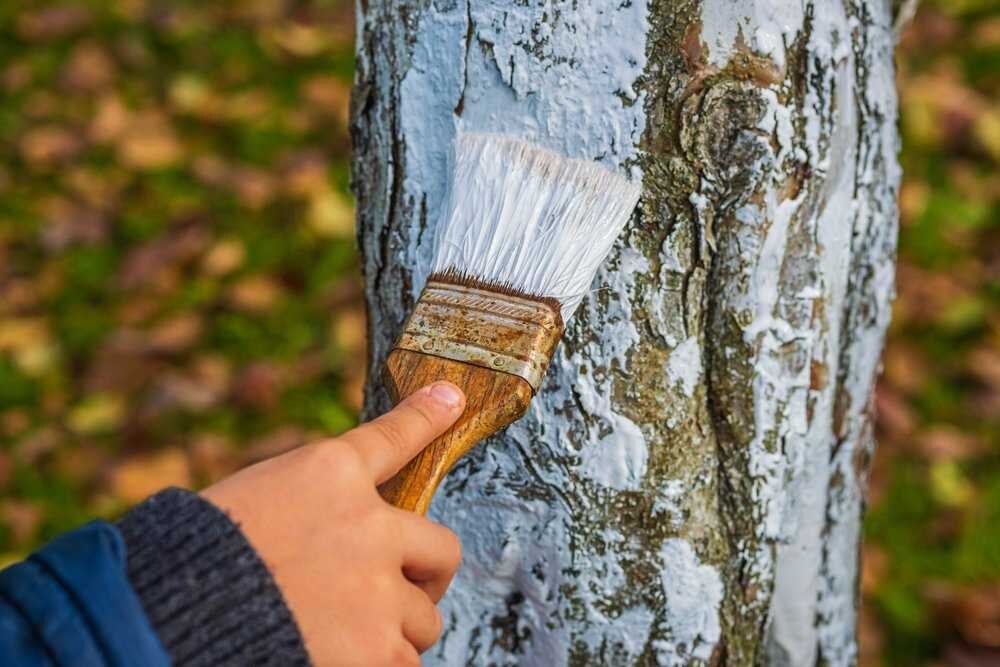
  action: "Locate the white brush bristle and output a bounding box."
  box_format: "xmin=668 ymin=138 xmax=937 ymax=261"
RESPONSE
xmin=431 ymin=133 xmax=641 ymax=321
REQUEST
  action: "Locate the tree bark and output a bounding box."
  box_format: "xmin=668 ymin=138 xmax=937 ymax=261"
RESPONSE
xmin=351 ymin=1 xmax=900 ymax=665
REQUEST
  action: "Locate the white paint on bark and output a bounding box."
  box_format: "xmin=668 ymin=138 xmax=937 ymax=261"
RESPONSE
xmin=767 ymin=3 xmax=855 ymax=664
xmin=573 ymin=245 xmax=650 ymax=491
xmin=666 ymin=337 xmax=702 ymax=398
xmin=652 ymin=479 xmax=688 ymax=530
xmin=458 ymin=1 xmax=647 ymax=169
xmin=654 ymin=539 xmax=724 ymax=666
xmin=355 ymin=0 xmax=900 ymax=663
xmin=697 ymin=2 xmax=899 ymax=665
xmin=815 ymin=5 xmax=901 ymax=665
xmin=388 ymin=1 xmax=677 ymax=663
xmin=700 ymin=0 xmax=805 ymax=70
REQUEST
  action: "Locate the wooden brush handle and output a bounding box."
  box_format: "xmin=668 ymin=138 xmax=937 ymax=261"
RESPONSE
xmin=378 ymin=348 xmax=533 ymax=514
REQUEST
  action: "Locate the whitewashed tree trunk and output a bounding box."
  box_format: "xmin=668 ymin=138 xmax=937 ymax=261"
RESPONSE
xmin=351 ymin=1 xmax=901 ymax=664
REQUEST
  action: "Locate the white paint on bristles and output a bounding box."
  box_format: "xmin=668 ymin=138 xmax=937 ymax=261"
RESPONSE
xmin=432 ymin=133 xmax=641 ymax=320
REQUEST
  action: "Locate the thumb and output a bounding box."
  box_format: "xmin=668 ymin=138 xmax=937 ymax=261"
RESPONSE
xmin=340 ymin=382 xmax=465 ymax=484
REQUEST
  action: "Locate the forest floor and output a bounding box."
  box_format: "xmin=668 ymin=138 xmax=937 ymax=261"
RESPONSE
xmin=0 ymin=1 xmax=996 ymax=665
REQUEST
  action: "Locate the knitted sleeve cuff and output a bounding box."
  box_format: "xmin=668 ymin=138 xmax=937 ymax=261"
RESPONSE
xmin=117 ymin=487 xmax=311 ymax=667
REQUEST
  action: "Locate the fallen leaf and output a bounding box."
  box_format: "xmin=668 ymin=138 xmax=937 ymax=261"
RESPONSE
xmin=67 ymin=394 xmax=125 ymax=435
xmin=61 ymin=41 xmax=116 ymax=92
xmin=14 ymin=340 xmax=59 ymax=378
xmin=84 ymin=332 xmax=163 ymax=393
xmin=16 ymin=6 xmax=92 ymax=41
xmin=899 ymin=8 xmax=959 ymax=51
xmin=342 ymin=372 xmax=365 ymax=413
xmin=0 ymin=279 xmax=38 ymax=315
xmin=118 ymin=297 xmax=160 ymax=326
xmin=954 ymin=588 xmax=1000 ymax=648
xmin=882 ymin=341 xmax=929 ymax=394
xmin=902 ymin=61 xmax=989 ymax=150
xmin=149 ymin=357 xmax=230 ymax=414
xmin=243 ymin=427 xmax=307 ymax=464
xmin=53 ymin=442 xmax=109 ymax=488
xmin=89 ymin=95 xmax=131 ymax=144
xmin=168 ymin=74 xmax=223 ymax=119
xmin=1 ymin=410 xmax=30 ymax=439
xmin=41 ymin=388 xmax=67 ymax=418
xmin=188 ymin=434 xmax=238 ymax=483
xmin=23 ymin=90 xmax=60 ymax=120
xmin=40 ymin=197 xmax=108 ymax=250
xmin=119 ymin=225 xmax=211 ymax=289
xmin=857 ymin=602 xmax=884 ymax=667
xmin=2 ymin=62 xmax=32 ymax=93
xmin=0 ymin=452 xmax=11 ymax=490
xmin=222 ymin=89 xmax=270 ymax=122
xmin=234 ymin=0 xmax=286 ymax=22
xmin=861 ymin=545 xmax=888 ymax=595
xmin=191 ymin=154 xmax=232 ymax=189
xmin=0 ymin=317 xmax=48 ymax=352
xmin=875 ymin=385 xmax=917 ymax=441
xmin=929 ymin=460 xmax=974 ymax=508
xmin=201 ymin=238 xmax=245 ymax=276
xmin=19 ymin=125 xmax=83 ymax=167
xmin=948 ymin=160 xmax=996 ymax=203
xmin=898 ymin=179 xmax=929 ymax=226
xmin=327 ymin=276 xmax=364 ymax=309
xmin=231 ymin=166 xmax=277 ymax=210
xmin=152 ymin=373 xmax=223 ymax=412
xmin=116 ymin=111 xmax=182 ymax=170
xmin=972 ymin=17 xmax=1000 ymax=48
xmin=233 ymin=362 xmax=285 ymax=409
xmin=307 ymin=188 xmax=355 ymax=238
xmin=918 ymin=425 xmax=983 ymax=462
xmin=148 ymin=313 xmax=203 ymax=353
xmin=110 ymin=448 xmax=191 ymax=503
xmin=975 ymin=109 xmax=1000 ymax=163
xmin=301 ymin=75 xmax=350 ymax=123
xmin=272 ymin=23 xmax=335 ymax=57
xmin=941 ymin=643 xmax=1000 ymax=667
xmin=0 ymin=501 xmax=43 ymax=548
xmin=931 ymin=584 xmax=1000 ymax=652
xmin=895 ymin=262 xmax=972 ymax=326
xmin=227 ymin=275 xmax=282 ymax=312
xmin=14 ymin=427 xmax=59 ymax=465
xmin=282 ymin=151 xmax=329 ymax=197
xmin=331 ymin=307 xmax=366 ymax=354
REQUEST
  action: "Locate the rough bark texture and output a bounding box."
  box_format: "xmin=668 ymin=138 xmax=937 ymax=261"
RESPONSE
xmin=351 ymin=1 xmax=900 ymax=665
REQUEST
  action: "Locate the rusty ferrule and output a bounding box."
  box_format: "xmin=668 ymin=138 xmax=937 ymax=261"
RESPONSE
xmin=393 ymin=280 xmax=564 ymax=393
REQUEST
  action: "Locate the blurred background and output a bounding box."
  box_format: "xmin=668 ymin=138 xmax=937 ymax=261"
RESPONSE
xmin=0 ymin=1 xmax=995 ymax=665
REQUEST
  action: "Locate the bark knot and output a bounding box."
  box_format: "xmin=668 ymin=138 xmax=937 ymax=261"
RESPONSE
xmin=681 ymin=80 xmax=774 ymax=211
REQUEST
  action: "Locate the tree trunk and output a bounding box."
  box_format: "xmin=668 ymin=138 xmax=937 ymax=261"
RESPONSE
xmin=350 ymin=1 xmax=900 ymax=665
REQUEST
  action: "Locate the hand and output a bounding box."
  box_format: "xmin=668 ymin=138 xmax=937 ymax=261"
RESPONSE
xmin=202 ymin=382 xmax=466 ymax=666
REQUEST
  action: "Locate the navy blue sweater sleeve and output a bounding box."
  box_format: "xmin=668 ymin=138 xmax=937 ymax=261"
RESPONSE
xmin=0 ymin=521 xmax=171 ymax=667
xmin=117 ymin=489 xmax=310 ymax=666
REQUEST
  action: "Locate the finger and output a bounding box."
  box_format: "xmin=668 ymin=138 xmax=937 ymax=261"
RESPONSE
xmin=340 ymin=382 xmax=465 ymax=484
xmin=397 ymin=510 xmax=462 ymax=602
xmin=400 ymin=583 xmax=443 ymax=653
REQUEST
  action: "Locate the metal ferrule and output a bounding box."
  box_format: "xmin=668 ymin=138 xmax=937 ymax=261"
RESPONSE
xmin=393 ymin=280 xmax=564 ymax=393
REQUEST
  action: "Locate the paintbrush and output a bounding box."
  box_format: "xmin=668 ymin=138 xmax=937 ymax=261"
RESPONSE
xmin=378 ymin=133 xmax=641 ymax=514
